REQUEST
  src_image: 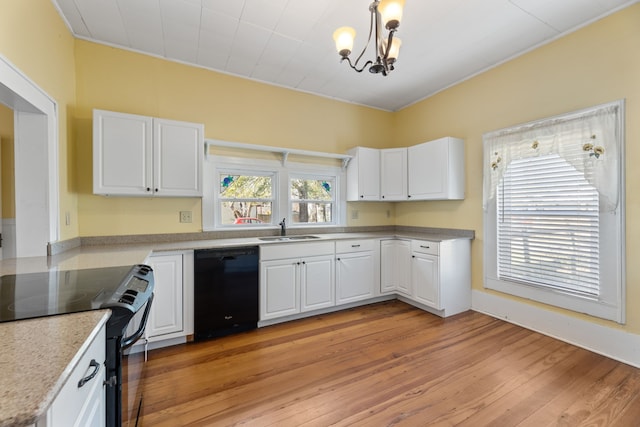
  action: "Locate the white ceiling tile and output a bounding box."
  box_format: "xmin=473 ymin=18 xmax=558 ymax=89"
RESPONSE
xmin=240 ymin=0 xmax=288 ymax=31
xmin=72 ymin=0 xmax=129 ymax=46
xmin=202 ymin=0 xmax=245 ymax=19
xmin=258 ymin=34 xmax=301 ymax=68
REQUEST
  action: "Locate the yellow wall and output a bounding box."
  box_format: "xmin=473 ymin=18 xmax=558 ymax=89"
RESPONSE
xmin=0 ymin=0 xmax=78 ymax=239
xmin=73 ymin=41 xmax=394 ymax=235
xmin=0 ymin=104 xmax=14 ymax=218
xmin=394 ymin=4 xmax=640 ymax=333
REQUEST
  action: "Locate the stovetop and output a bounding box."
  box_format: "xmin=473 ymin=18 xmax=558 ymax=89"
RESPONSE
xmin=0 ymin=265 xmax=135 ymax=323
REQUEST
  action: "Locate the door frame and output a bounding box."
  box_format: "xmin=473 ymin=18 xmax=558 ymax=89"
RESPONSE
xmin=0 ymin=53 xmax=59 ymax=257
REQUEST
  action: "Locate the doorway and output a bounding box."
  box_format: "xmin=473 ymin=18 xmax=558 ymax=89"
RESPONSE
xmin=0 ymin=55 xmax=59 ymax=258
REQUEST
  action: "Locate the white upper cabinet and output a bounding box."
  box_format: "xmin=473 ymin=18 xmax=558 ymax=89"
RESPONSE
xmin=346 ymin=146 xmax=380 ymax=201
xmin=93 ymin=109 xmax=204 ymax=197
xmin=407 ymin=137 xmax=464 ymax=200
xmin=380 ymin=148 xmax=407 ymax=201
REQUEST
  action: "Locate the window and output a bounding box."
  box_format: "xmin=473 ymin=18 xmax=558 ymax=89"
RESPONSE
xmin=483 ymin=101 xmax=625 ymax=323
xmin=202 ymin=154 xmax=345 ymax=230
xmin=290 ymin=176 xmax=335 ymax=224
xmin=218 ymin=172 xmax=274 ymax=226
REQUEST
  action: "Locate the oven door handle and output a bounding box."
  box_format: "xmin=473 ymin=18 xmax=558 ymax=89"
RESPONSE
xmin=121 ymin=293 xmax=154 ymax=350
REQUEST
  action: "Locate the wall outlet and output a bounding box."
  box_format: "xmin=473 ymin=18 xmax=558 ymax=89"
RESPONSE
xmin=65 ymin=212 xmax=71 ymax=226
xmin=179 ymin=211 xmax=192 ymax=223
xmin=351 ymin=209 xmax=359 ymax=220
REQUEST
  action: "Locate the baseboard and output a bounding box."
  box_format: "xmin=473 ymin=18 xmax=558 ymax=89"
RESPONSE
xmin=472 ymin=290 xmax=640 ymax=368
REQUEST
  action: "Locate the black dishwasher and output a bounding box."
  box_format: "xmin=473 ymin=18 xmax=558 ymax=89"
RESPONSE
xmin=194 ymin=246 xmax=259 ymax=341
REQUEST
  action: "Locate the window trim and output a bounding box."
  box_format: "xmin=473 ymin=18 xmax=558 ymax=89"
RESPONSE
xmin=203 ymin=155 xmax=346 ymax=231
xmin=483 ymin=100 xmax=626 ymax=323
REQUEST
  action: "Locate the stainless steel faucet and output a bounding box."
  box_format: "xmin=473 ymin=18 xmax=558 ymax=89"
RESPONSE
xmin=279 ymin=218 xmax=286 ymax=236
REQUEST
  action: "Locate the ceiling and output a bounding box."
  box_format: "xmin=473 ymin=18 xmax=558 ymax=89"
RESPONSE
xmin=51 ymin=0 xmax=637 ymax=111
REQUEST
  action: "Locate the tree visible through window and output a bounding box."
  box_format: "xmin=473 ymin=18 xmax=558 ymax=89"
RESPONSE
xmin=219 ymin=174 xmax=274 ymax=225
xmin=290 ymin=177 xmax=334 ymax=224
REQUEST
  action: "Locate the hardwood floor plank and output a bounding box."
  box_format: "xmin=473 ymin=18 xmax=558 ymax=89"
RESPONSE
xmin=133 ymin=301 xmax=640 ymax=426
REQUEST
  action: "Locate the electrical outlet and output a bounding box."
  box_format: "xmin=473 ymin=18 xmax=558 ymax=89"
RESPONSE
xmin=179 ymin=211 xmax=192 ymax=223
xmin=351 ymin=209 xmax=359 ymax=220
xmin=65 ymin=212 xmax=71 ymax=226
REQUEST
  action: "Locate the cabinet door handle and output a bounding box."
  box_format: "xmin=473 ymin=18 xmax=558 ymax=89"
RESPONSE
xmin=78 ymin=359 xmax=100 ymax=388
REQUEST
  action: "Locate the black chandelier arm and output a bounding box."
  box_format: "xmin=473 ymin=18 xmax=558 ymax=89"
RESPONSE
xmin=341 ymin=56 xmax=373 ymax=73
xmin=382 ymin=29 xmax=396 ymax=61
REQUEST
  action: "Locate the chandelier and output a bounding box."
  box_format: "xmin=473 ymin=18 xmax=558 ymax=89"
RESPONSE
xmin=332 ymin=0 xmax=405 ymax=76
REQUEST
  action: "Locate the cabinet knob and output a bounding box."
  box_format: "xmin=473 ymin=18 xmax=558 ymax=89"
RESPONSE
xmin=302 ymin=261 xmax=306 ymax=265
xmin=336 ymin=257 xmax=341 ymax=261
xmin=382 ymin=195 xmax=385 ymax=199
xmin=412 ymin=255 xmax=416 ymax=258
xmin=146 ymin=187 xmax=151 ymax=192
xmin=154 ymin=188 xmax=159 ymax=192
xmin=408 ymin=194 xmax=412 ymax=198
xmin=360 ymin=195 xmax=364 ymax=198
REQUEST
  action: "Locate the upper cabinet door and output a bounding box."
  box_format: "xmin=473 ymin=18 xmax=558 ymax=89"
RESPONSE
xmin=93 ymin=109 xmax=153 ymax=196
xmin=153 ymin=118 xmax=204 ymax=197
xmin=407 ymin=137 xmax=464 ymax=200
xmin=93 ymin=109 xmax=204 ymax=197
xmin=346 ymin=146 xmax=380 ymax=201
xmin=380 ymin=148 xmax=407 ymax=201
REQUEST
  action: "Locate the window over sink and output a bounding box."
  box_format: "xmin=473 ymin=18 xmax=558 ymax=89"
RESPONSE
xmin=202 ymin=152 xmax=345 ymax=231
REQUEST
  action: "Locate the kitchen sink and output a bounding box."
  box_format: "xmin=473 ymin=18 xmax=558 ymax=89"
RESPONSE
xmin=259 ymin=235 xmax=320 ymax=242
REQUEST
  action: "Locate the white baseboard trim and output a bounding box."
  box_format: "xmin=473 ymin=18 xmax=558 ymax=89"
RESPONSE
xmin=472 ymin=290 xmax=640 ymax=368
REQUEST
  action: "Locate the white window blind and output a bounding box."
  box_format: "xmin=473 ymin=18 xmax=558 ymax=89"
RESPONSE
xmin=497 ymin=154 xmax=600 ymax=297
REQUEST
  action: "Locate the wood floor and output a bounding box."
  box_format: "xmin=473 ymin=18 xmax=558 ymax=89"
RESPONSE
xmin=133 ymin=301 xmax=640 ymax=426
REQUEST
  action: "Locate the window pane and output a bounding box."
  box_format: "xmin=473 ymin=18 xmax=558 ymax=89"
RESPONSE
xmin=220 ymin=174 xmax=272 ymax=198
xmin=292 ymin=202 xmax=332 ymax=224
xmin=219 ymin=173 xmax=273 ymax=226
xmin=220 ymin=202 xmax=272 ymax=225
xmin=290 ymin=179 xmax=333 ymax=201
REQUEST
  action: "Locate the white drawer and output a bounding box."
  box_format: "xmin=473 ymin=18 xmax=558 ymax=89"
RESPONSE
xmin=260 ymin=241 xmax=334 ymax=260
xmin=411 ymin=240 xmax=439 ymax=256
xmin=50 ymin=324 xmax=106 ymax=427
xmin=335 ymin=239 xmax=376 ymax=253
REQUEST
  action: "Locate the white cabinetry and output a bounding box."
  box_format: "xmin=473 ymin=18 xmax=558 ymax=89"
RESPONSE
xmin=346 ymin=147 xmax=380 ymax=201
xmin=335 ymin=239 xmax=378 ymax=305
xmin=380 ymin=148 xmax=407 ymax=201
xmin=145 ymin=251 xmax=194 ymax=344
xmin=260 ymin=242 xmax=335 ymax=321
xmin=93 ymin=109 xmax=204 ymax=197
xmin=406 ymin=239 xmax=471 ymax=317
xmin=407 ymin=137 xmax=464 ymax=200
xmin=380 ymin=239 xmax=411 ymax=295
xmin=44 ymin=324 xmax=106 ymax=427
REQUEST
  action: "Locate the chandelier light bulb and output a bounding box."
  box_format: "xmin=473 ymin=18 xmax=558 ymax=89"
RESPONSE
xmin=333 ymin=27 xmax=356 ymax=57
xmin=386 ymin=37 xmax=402 ymax=62
xmin=379 ymin=0 xmax=405 ymax=30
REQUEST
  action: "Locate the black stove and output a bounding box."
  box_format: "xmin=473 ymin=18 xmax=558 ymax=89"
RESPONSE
xmin=0 ymin=264 xmax=155 ymax=427
xmin=0 ymin=265 xmax=151 ymax=322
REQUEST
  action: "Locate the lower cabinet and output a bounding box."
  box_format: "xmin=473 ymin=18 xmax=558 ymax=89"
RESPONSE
xmin=380 ymin=239 xmax=411 ymax=295
xmin=381 ymin=238 xmax=471 ymax=317
xmin=144 ymin=251 xmax=194 ymax=344
xmin=260 ymin=242 xmax=335 ymax=321
xmin=41 ymin=324 xmax=106 ymax=427
xmin=335 ymin=240 xmax=377 ymax=305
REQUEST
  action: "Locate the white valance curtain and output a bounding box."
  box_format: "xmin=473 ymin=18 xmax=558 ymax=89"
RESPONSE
xmin=483 ymin=101 xmax=622 ymax=212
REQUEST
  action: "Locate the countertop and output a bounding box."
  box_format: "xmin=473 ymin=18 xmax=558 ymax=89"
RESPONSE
xmin=0 ymin=228 xmax=474 ymax=426
xmin=0 ymin=310 xmax=111 ymax=427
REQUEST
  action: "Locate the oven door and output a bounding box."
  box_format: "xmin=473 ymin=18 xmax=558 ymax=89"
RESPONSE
xmin=121 ymin=295 xmax=153 ymax=427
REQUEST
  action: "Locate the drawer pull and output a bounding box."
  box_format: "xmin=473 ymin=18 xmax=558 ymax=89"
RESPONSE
xmin=78 ymin=359 xmax=100 ymax=388
xmin=420 ymin=245 xmax=430 ymax=249
xmin=351 ymin=244 xmax=361 ymax=248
